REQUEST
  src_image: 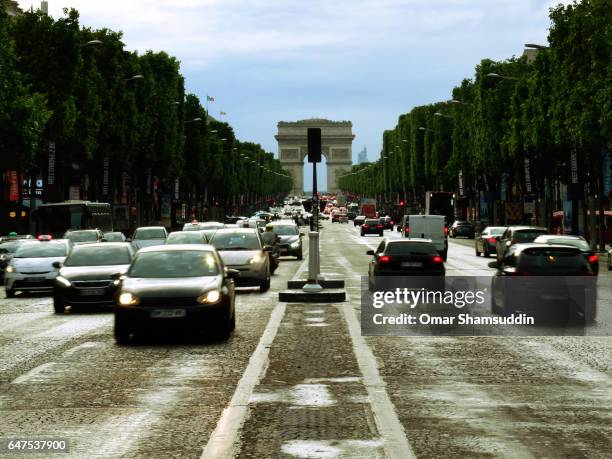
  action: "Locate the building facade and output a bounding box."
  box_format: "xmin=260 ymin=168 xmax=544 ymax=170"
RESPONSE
xmin=276 ymin=119 xmax=354 ymax=195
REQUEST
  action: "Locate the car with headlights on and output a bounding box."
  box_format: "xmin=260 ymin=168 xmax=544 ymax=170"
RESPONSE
xmin=533 ymin=234 xmax=600 ymax=275
xmin=0 ymin=239 xmax=38 ymax=279
xmin=4 ymin=240 xmax=71 ymax=297
xmin=131 ymin=226 xmax=168 ymax=250
xmin=113 ymin=244 xmax=238 ymax=343
xmin=267 ymin=222 xmax=303 ymax=259
xmin=64 ymin=229 xmax=104 ymax=245
xmin=52 ymin=242 xmax=134 ymax=313
xmin=474 ymin=226 xmax=505 ymax=257
xmin=165 ymin=231 xmax=208 ymax=245
xmin=209 ymin=228 xmax=271 ymax=292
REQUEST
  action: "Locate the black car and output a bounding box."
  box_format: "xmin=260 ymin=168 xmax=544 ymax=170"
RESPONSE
xmin=496 ymin=226 xmax=548 ymax=262
xmin=267 ymin=222 xmax=303 ymax=259
xmin=114 ymin=244 xmax=239 ymax=344
xmin=449 ymin=221 xmax=475 ymax=238
xmin=367 ymin=239 xmax=445 ymax=290
xmin=379 ymin=216 xmax=394 ymax=230
xmin=489 ymin=244 xmax=596 ymax=322
xmin=533 ymin=235 xmax=600 ymax=275
xmin=474 ymin=226 xmax=506 ymax=257
xmin=361 ymin=219 xmax=383 ymax=237
xmin=52 ymin=242 xmax=135 ymax=313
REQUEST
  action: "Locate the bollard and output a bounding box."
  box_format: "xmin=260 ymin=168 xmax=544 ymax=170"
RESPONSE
xmin=303 ymin=231 xmax=323 ymax=292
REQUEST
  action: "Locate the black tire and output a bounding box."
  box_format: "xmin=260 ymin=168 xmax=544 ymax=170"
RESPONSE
xmin=53 ymin=295 xmax=65 ymax=314
xmin=5 ymin=288 xmax=15 ymax=299
xmin=379 ymin=232 xmax=383 ymax=237
xmin=442 ymin=249 xmax=448 ymax=261
xmin=484 ymin=247 xmax=490 ymax=258
xmin=475 ymin=245 xmax=481 ymax=257
xmin=296 ymin=250 xmax=303 ymax=260
xmin=260 ymin=268 xmax=271 ymax=292
xmin=114 ymin=317 xmax=132 ymax=345
xmin=368 ymin=275 xmax=374 ymax=292
xmin=491 ymin=293 xmax=502 ymax=315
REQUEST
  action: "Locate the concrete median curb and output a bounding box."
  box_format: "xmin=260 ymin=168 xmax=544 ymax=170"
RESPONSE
xmin=278 ymin=288 xmax=346 ymax=303
xmin=286 ymin=279 xmax=345 ymax=289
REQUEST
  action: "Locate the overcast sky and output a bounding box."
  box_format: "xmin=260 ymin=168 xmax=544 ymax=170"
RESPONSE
xmin=18 ymin=0 xmax=567 ymax=190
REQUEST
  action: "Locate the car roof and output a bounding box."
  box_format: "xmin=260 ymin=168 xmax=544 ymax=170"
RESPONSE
xmin=387 ymin=238 xmax=433 ymax=243
xmin=65 ymin=229 xmax=99 ymax=233
xmin=534 ymin=234 xmax=583 ymax=240
xmin=137 ymin=243 xmax=216 ymax=253
xmin=507 ymin=226 xmax=547 ymax=231
xmin=511 ymin=243 xmax=582 ymax=254
xmin=72 ymin=242 xmax=131 ymax=249
xmin=135 ymin=226 xmax=166 ymax=230
xmin=213 ymin=228 xmax=258 ymax=234
xmin=268 ymin=222 xmax=297 ymax=226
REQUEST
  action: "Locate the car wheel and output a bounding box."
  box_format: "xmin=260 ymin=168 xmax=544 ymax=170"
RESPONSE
xmin=53 ymin=295 xmax=65 ymax=314
xmin=484 ymin=248 xmax=490 ymax=258
xmin=368 ymin=274 xmax=374 ymax=292
xmin=114 ymin=317 xmax=132 ymax=345
xmin=379 ymin=232 xmax=383 ymax=237
xmin=475 ymin=246 xmax=481 ymax=257
xmin=296 ymin=249 xmax=303 ymax=260
xmin=260 ymin=268 xmax=271 ymax=292
xmin=442 ymin=249 xmax=448 ymax=261
xmin=5 ymin=288 xmax=15 ymax=299
xmin=491 ymin=292 xmax=502 ymax=315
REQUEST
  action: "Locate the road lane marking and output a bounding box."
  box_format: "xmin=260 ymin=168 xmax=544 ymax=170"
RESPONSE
xmin=201 ymin=256 xmax=310 ymax=459
xmin=336 ymin=252 xmax=416 ymax=459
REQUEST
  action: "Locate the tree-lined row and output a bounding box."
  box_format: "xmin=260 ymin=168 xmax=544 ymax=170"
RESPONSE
xmin=0 ymin=4 xmax=292 ymax=204
xmin=338 ymin=0 xmax=610 ymax=215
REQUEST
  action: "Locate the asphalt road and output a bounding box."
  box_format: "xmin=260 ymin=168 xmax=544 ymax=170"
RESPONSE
xmin=1 ymin=223 xmax=611 ymax=458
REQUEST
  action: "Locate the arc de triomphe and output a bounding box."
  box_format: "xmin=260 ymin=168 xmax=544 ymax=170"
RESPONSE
xmin=275 ymin=119 xmax=354 ymax=195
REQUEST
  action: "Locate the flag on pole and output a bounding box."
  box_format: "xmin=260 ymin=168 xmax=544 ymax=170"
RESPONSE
xmin=206 ymin=95 xmax=215 ymax=102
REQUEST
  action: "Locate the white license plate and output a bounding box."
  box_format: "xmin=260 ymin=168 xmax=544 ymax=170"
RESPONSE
xmin=150 ymin=309 xmax=186 ymax=319
xmin=401 ymin=261 xmax=423 ymax=267
xmin=80 ymin=288 xmax=105 ymax=296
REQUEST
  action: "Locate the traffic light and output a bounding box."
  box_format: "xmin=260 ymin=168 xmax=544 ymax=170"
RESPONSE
xmin=307 ymin=128 xmax=321 ymax=163
xmin=399 ymin=200 xmax=406 ymax=207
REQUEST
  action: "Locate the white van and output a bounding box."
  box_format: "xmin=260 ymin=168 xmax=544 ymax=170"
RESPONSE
xmin=403 ymin=215 xmax=448 ymax=260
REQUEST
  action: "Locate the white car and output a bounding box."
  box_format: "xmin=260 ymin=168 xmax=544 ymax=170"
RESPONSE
xmin=4 ymin=240 xmax=71 ymax=297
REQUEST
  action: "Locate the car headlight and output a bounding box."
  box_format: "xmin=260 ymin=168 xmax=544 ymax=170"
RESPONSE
xmin=290 ymin=241 xmax=300 ymax=248
xmin=55 ymin=276 xmax=71 ymax=287
xmin=250 ymin=253 xmax=264 ymax=264
xmin=197 ymin=290 xmax=222 ymax=304
xmin=118 ymin=292 xmax=140 ymax=306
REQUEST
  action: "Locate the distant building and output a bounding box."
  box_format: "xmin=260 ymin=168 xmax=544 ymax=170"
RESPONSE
xmin=357 ymin=146 xmax=368 ymax=164
xmin=5 ymin=0 xmax=22 ymax=16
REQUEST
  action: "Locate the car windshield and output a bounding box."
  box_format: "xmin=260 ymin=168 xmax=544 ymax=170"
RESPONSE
xmin=386 ymin=242 xmax=438 ymax=255
xmin=487 ymin=228 xmax=505 ymax=235
xmin=129 ymin=251 xmax=219 ymax=278
xmin=134 ymin=228 xmax=166 ymax=239
xmin=66 ymin=231 xmax=98 ymax=242
xmin=166 ymin=233 xmax=205 ymax=244
xmin=515 ymin=229 xmax=548 ymax=242
xmin=183 ymin=224 xmax=203 ymax=231
xmin=65 ymin=246 xmax=131 ymax=266
xmin=104 ymin=233 xmax=124 ymax=242
xmin=210 ymin=232 xmax=261 ymax=250
xmin=539 ymin=238 xmax=590 ymax=251
xmin=272 ymin=226 xmax=298 ymax=236
xmin=14 ymin=243 xmax=67 ymax=258
xmin=0 ymin=241 xmax=24 ymax=253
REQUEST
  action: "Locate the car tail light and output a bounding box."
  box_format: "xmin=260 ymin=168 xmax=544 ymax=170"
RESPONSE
xmin=376 ymin=225 xmax=383 ymax=229
xmin=363 ymin=224 xmax=369 ymax=229
xmin=390 ymin=221 xmax=394 ymax=225
xmin=431 ymin=255 xmax=443 ymax=264
xmin=487 ymin=237 xmax=497 ymax=244
xmin=405 ymin=226 xmax=410 ymax=235
xmin=588 ymin=254 xmax=599 ymax=263
xmin=37 ymin=234 xmax=53 ymax=241
xmin=444 ymin=226 xmax=449 ymax=236
xmin=379 ymin=255 xmax=392 ymax=263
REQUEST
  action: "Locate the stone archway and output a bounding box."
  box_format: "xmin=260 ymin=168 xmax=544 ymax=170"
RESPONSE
xmin=275 ymin=119 xmax=355 ymax=195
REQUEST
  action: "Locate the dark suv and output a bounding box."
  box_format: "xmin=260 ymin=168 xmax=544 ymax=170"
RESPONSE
xmin=490 ymin=244 xmax=596 ymax=323
xmin=495 ymin=226 xmax=548 ymax=262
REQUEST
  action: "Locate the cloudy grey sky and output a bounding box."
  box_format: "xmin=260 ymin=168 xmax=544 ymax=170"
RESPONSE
xmin=18 ymin=0 xmax=566 ymax=190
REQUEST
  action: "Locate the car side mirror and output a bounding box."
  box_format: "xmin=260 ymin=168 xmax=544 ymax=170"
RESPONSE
xmin=487 ymin=261 xmax=499 ymax=269
xmin=52 ymin=261 xmax=62 ymax=269
xmin=226 ymin=269 xmax=241 ymax=279
xmin=366 ymin=250 xmax=375 ymax=256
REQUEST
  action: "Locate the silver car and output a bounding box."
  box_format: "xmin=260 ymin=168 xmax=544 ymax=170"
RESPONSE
xmin=4 ymin=240 xmax=72 ymax=297
xmin=131 ymin=226 xmax=168 ymax=250
xmin=209 ymin=228 xmax=271 ymax=292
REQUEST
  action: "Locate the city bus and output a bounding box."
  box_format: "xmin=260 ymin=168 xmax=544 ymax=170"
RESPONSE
xmin=32 ymin=201 xmax=113 ymax=238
